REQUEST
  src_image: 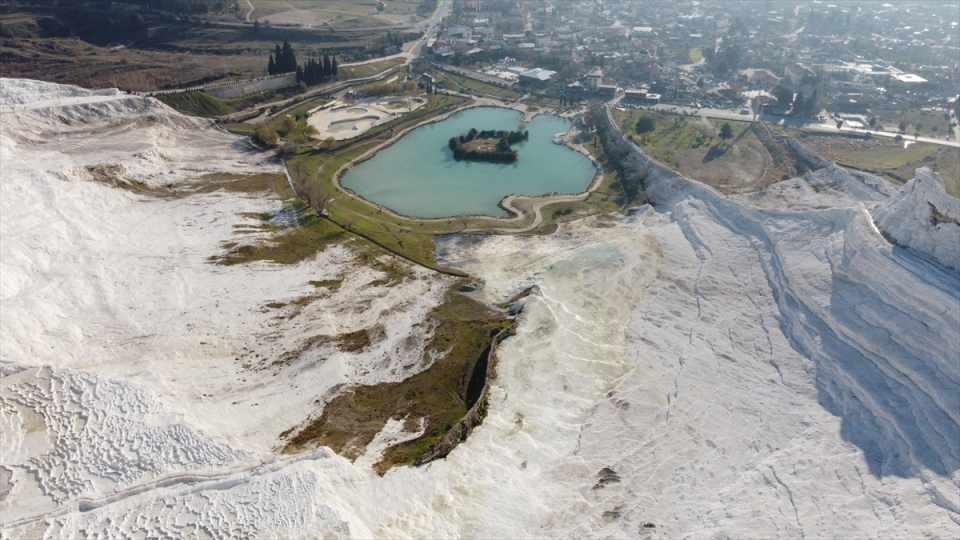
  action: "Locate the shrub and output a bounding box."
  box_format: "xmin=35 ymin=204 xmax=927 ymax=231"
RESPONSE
xmin=254 ymin=124 xmax=280 ymax=147
xmin=719 ymin=123 xmax=734 ymax=140
xmin=635 ymin=116 xmax=656 ymax=134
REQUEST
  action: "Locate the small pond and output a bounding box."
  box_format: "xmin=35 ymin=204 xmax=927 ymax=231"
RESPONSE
xmin=339 ymin=107 xmax=595 ymax=218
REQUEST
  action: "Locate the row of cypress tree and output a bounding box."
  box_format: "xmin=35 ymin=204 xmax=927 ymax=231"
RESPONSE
xmin=267 ymin=41 xmax=298 ymax=75
xmin=267 ymin=41 xmax=338 ymax=85
xmin=296 ymin=56 xmax=338 ymax=85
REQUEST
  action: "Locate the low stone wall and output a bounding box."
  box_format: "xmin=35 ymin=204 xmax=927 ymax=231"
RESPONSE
xmin=206 ymin=74 xmax=298 ymax=99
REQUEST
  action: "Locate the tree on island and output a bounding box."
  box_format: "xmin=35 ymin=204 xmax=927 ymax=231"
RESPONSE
xmin=448 ymin=128 xmax=529 ymax=162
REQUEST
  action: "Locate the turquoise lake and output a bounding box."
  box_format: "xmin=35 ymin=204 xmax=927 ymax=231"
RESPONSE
xmin=339 ymin=107 xmax=595 ymax=218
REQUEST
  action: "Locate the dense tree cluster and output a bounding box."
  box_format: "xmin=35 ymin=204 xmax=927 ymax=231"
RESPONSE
xmin=771 ymin=76 xmax=828 ymax=118
xmin=267 ymin=41 xmax=337 ymax=85
xmin=296 ymin=55 xmax=338 ymax=85
xmin=447 ymin=128 xmax=528 ymax=162
xmin=267 ymin=41 xmax=298 ymax=74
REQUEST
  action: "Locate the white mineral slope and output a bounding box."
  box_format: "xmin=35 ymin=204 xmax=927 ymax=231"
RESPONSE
xmin=436 ymin=165 xmax=960 ymax=538
xmin=0 ymin=79 xmax=451 ymax=527
xmin=3 ymin=77 xmax=959 ymax=539
xmin=18 ymin=165 xmax=955 ymax=539
xmin=873 ymin=167 xmax=960 ymax=271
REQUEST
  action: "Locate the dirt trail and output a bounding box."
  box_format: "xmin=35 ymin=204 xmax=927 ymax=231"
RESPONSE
xmin=244 ymin=0 xmax=255 ymax=22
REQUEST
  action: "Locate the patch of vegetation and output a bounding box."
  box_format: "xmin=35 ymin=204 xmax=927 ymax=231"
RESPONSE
xmin=310 ymin=278 xmax=343 ymax=290
xmin=254 ymin=124 xmax=281 ymax=147
xmin=635 ymin=115 xmax=656 ymax=134
xmin=611 ymin=108 xmax=772 ymax=192
xmin=335 ymin=327 xmax=376 ymax=353
xmin=83 ymin=164 xmax=159 ymax=194
xmin=615 ymin=110 xmax=750 ymax=163
xmin=222 ymin=122 xmax=258 ymax=136
xmin=719 ymin=122 xmax=735 ymax=140
xmin=210 ymin=210 xmax=345 ymax=265
xmin=266 ymin=114 xmax=318 ymax=146
xmin=281 ymin=287 xmax=511 ymax=473
xmin=688 ymin=47 xmax=704 ymax=63
xmin=156 ymin=90 xmax=233 ymax=117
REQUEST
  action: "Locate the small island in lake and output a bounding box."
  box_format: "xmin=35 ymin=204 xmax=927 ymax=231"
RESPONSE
xmin=448 ymin=128 xmax=529 ymax=163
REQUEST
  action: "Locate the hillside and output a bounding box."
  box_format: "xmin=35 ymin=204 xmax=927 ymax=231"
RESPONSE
xmin=1 ymin=81 xmax=957 ymax=538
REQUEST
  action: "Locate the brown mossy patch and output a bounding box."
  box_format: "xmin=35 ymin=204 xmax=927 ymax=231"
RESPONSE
xmin=272 ymin=324 xmax=384 ymax=368
xmin=335 ymin=327 xmax=377 ymax=353
xmin=309 ymin=278 xmax=343 ymax=290
xmin=280 ymin=286 xmax=511 ymax=472
xmin=83 ymin=164 xmax=169 ymax=195
xmin=349 ymin=239 xmax=416 ymax=287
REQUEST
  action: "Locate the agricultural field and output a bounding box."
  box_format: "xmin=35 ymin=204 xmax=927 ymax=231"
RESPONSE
xmin=244 ymin=0 xmax=430 ymax=28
